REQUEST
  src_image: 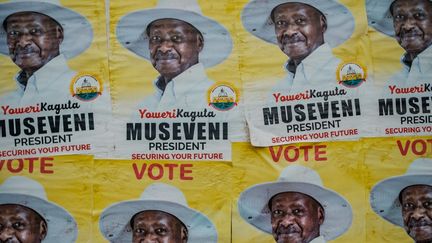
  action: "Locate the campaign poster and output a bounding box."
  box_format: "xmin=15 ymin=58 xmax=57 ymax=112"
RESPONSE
xmin=0 ymin=0 xmax=113 ymax=159
xmin=365 ymin=136 xmax=432 ymax=243
xmin=232 ymin=142 xmax=366 ymax=242
xmin=93 ymin=160 xmax=232 ymax=242
xmin=366 ymin=0 xmax=432 ymax=138
xmin=109 ymin=0 xmax=247 ymax=161
xmin=0 ymin=155 xmax=94 ymax=242
xmin=239 ymin=0 xmax=372 ymax=146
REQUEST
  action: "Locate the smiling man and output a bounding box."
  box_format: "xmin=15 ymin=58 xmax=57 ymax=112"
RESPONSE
xmin=269 ymin=192 xmax=324 ymax=243
xmin=392 ymin=0 xmax=432 ymax=63
xmin=272 ymin=3 xmax=327 ymax=74
xmin=116 ymin=0 xmax=232 ymax=111
xmin=147 ymin=19 xmax=203 ymax=92
xmin=0 ymin=0 xmax=93 ymax=104
xmin=130 ymin=210 xmax=188 ymax=243
xmin=99 ymin=183 xmax=217 ymax=243
xmin=368 ymin=0 xmax=432 ymax=85
xmin=5 ymin=12 xmax=63 ymax=81
xmin=241 ymin=0 xmax=355 ymax=94
xmin=0 ymin=204 xmax=47 ymax=243
xmin=0 ymin=176 xmax=77 ymax=243
xmin=238 ymin=165 xmax=352 ymax=243
xmin=371 ymin=158 xmax=432 ymax=243
xmin=400 ymin=185 xmax=432 ymax=242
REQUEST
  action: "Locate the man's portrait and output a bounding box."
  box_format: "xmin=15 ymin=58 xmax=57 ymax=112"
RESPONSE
xmin=99 ymin=182 xmax=217 ymax=243
xmin=0 ymin=0 xmax=93 ymax=104
xmin=115 ymin=0 xmax=232 ymax=111
xmin=367 ymin=0 xmax=432 ymax=85
xmin=130 ymin=210 xmax=188 ymax=243
xmin=241 ymin=0 xmax=355 ymax=94
xmin=238 ymin=165 xmax=352 ymax=243
xmin=0 ymin=176 xmax=77 ymax=243
xmin=0 ymin=204 xmax=47 ymax=243
xmin=370 ymin=158 xmax=432 ymax=243
xmin=269 ymin=192 xmax=324 ymax=243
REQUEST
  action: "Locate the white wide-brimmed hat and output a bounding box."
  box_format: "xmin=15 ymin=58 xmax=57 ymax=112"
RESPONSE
xmin=115 ymin=0 xmax=232 ymax=68
xmin=99 ymin=182 xmax=217 ymax=243
xmin=0 ymin=176 xmax=77 ymax=243
xmin=370 ymin=158 xmax=432 ymax=227
xmin=366 ymin=0 xmax=396 ymax=37
xmin=0 ymin=0 xmax=93 ymax=58
xmin=238 ymin=165 xmax=352 ymax=241
xmin=241 ymin=0 xmax=355 ymax=48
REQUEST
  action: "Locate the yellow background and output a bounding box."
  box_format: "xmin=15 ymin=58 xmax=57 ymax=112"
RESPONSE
xmin=0 ymin=0 xmax=431 ymax=242
xmin=0 ymin=155 xmax=94 ymax=242
xmin=368 ymin=25 xmax=405 ymax=87
xmin=0 ymin=0 xmax=109 ymax=96
xmin=92 ymin=160 xmax=232 ymax=243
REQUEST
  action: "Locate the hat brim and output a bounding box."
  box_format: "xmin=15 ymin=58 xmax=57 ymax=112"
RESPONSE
xmin=99 ymin=199 xmax=217 ymax=243
xmin=238 ymin=181 xmax=352 ymax=241
xmin=370 ymin=174 xmax=432 ymax=227
xmin=0 ymin=193 xmax=77 ymax=243
xmin=241 ymin=0 xmax=354 ymax=47
xmin=115 ymin=8 xmax=232 ymax=68
xmin=366 ymin=0 xmax=395 ymax=36
xmin=0 ymin=1 xmax=93 ymax=58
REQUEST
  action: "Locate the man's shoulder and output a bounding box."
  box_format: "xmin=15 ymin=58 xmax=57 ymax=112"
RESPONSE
xmin=318 ymin=52 xmax=341 ymax=74
xmin=59 ymin=67 xmax=78 ymax=81
xmin=135 ymin=92 xmax=161 ymax=111
xmin=43 ymin=68 xmax=78 ymax=99
xmin=188 ymin=77 xmax=214 ymax=93
xmin=0 ymin=90 xmax=21 ymax=106
xmin=310 ymin=236 xmax=327 ymax=243
xmin=384 ymin=69 xmax=407 ymax=86
xmin=271 ymin=74 xmax=293 ymax=94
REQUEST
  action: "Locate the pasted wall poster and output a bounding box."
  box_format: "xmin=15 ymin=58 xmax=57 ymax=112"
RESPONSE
xmin=0 ymin=0 xmax=431 ymax=242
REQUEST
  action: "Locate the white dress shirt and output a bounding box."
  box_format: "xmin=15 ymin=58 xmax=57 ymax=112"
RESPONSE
xmin=12 ymin=54 xmax=77 ymax=105
xmin=387 ymin=44 xmax=432 ymax=86
xmin=137 ymin=63 xmax=213 ymax=111
xmin=271 ymin=43 xmax=341 ymax=94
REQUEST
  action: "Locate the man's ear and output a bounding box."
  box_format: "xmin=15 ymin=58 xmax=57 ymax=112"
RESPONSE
xmin=181 ymin=226 xmax=189 ymax=243
xmin=56 ymin=25 xmax=64 ymax=45
xmin=320 ymin=15 xmax=328 ymax=33
xmin=318 ymin=206 xmax=325 ymax=225
xmin=39 ymin=219 xmax=48 ymax=240
xmin=197 ymin=34 xmax=204 ymax=52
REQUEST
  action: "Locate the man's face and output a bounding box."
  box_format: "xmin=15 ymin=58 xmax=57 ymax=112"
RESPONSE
xmin=0 ymin=204 xmax=47 ymax=243
xmin=400 ymin=185 xmax=432 ymax=243
xmin=131 ymin=210 xmax=187 ymax=243
xmin=148 ymin=19 xmax=203 ymax=81
xmin=272 ymin=3 xmax=326 ymax=62
xmin=391 ymin=0 xmax=432 ymax=56
xmin=269 ymin=192 xmax=324 ymax=243
xmin=5 ymin=12 xmax=63 ymax=74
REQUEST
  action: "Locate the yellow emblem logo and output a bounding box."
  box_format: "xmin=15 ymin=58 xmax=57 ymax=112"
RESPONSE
xmin=207 ymin=82 xmax=239 ymax=111
xmin=70 ymin=73 xmax=103 ymax=101
xmin=336 ymin=62 xmax=367 ymax=88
